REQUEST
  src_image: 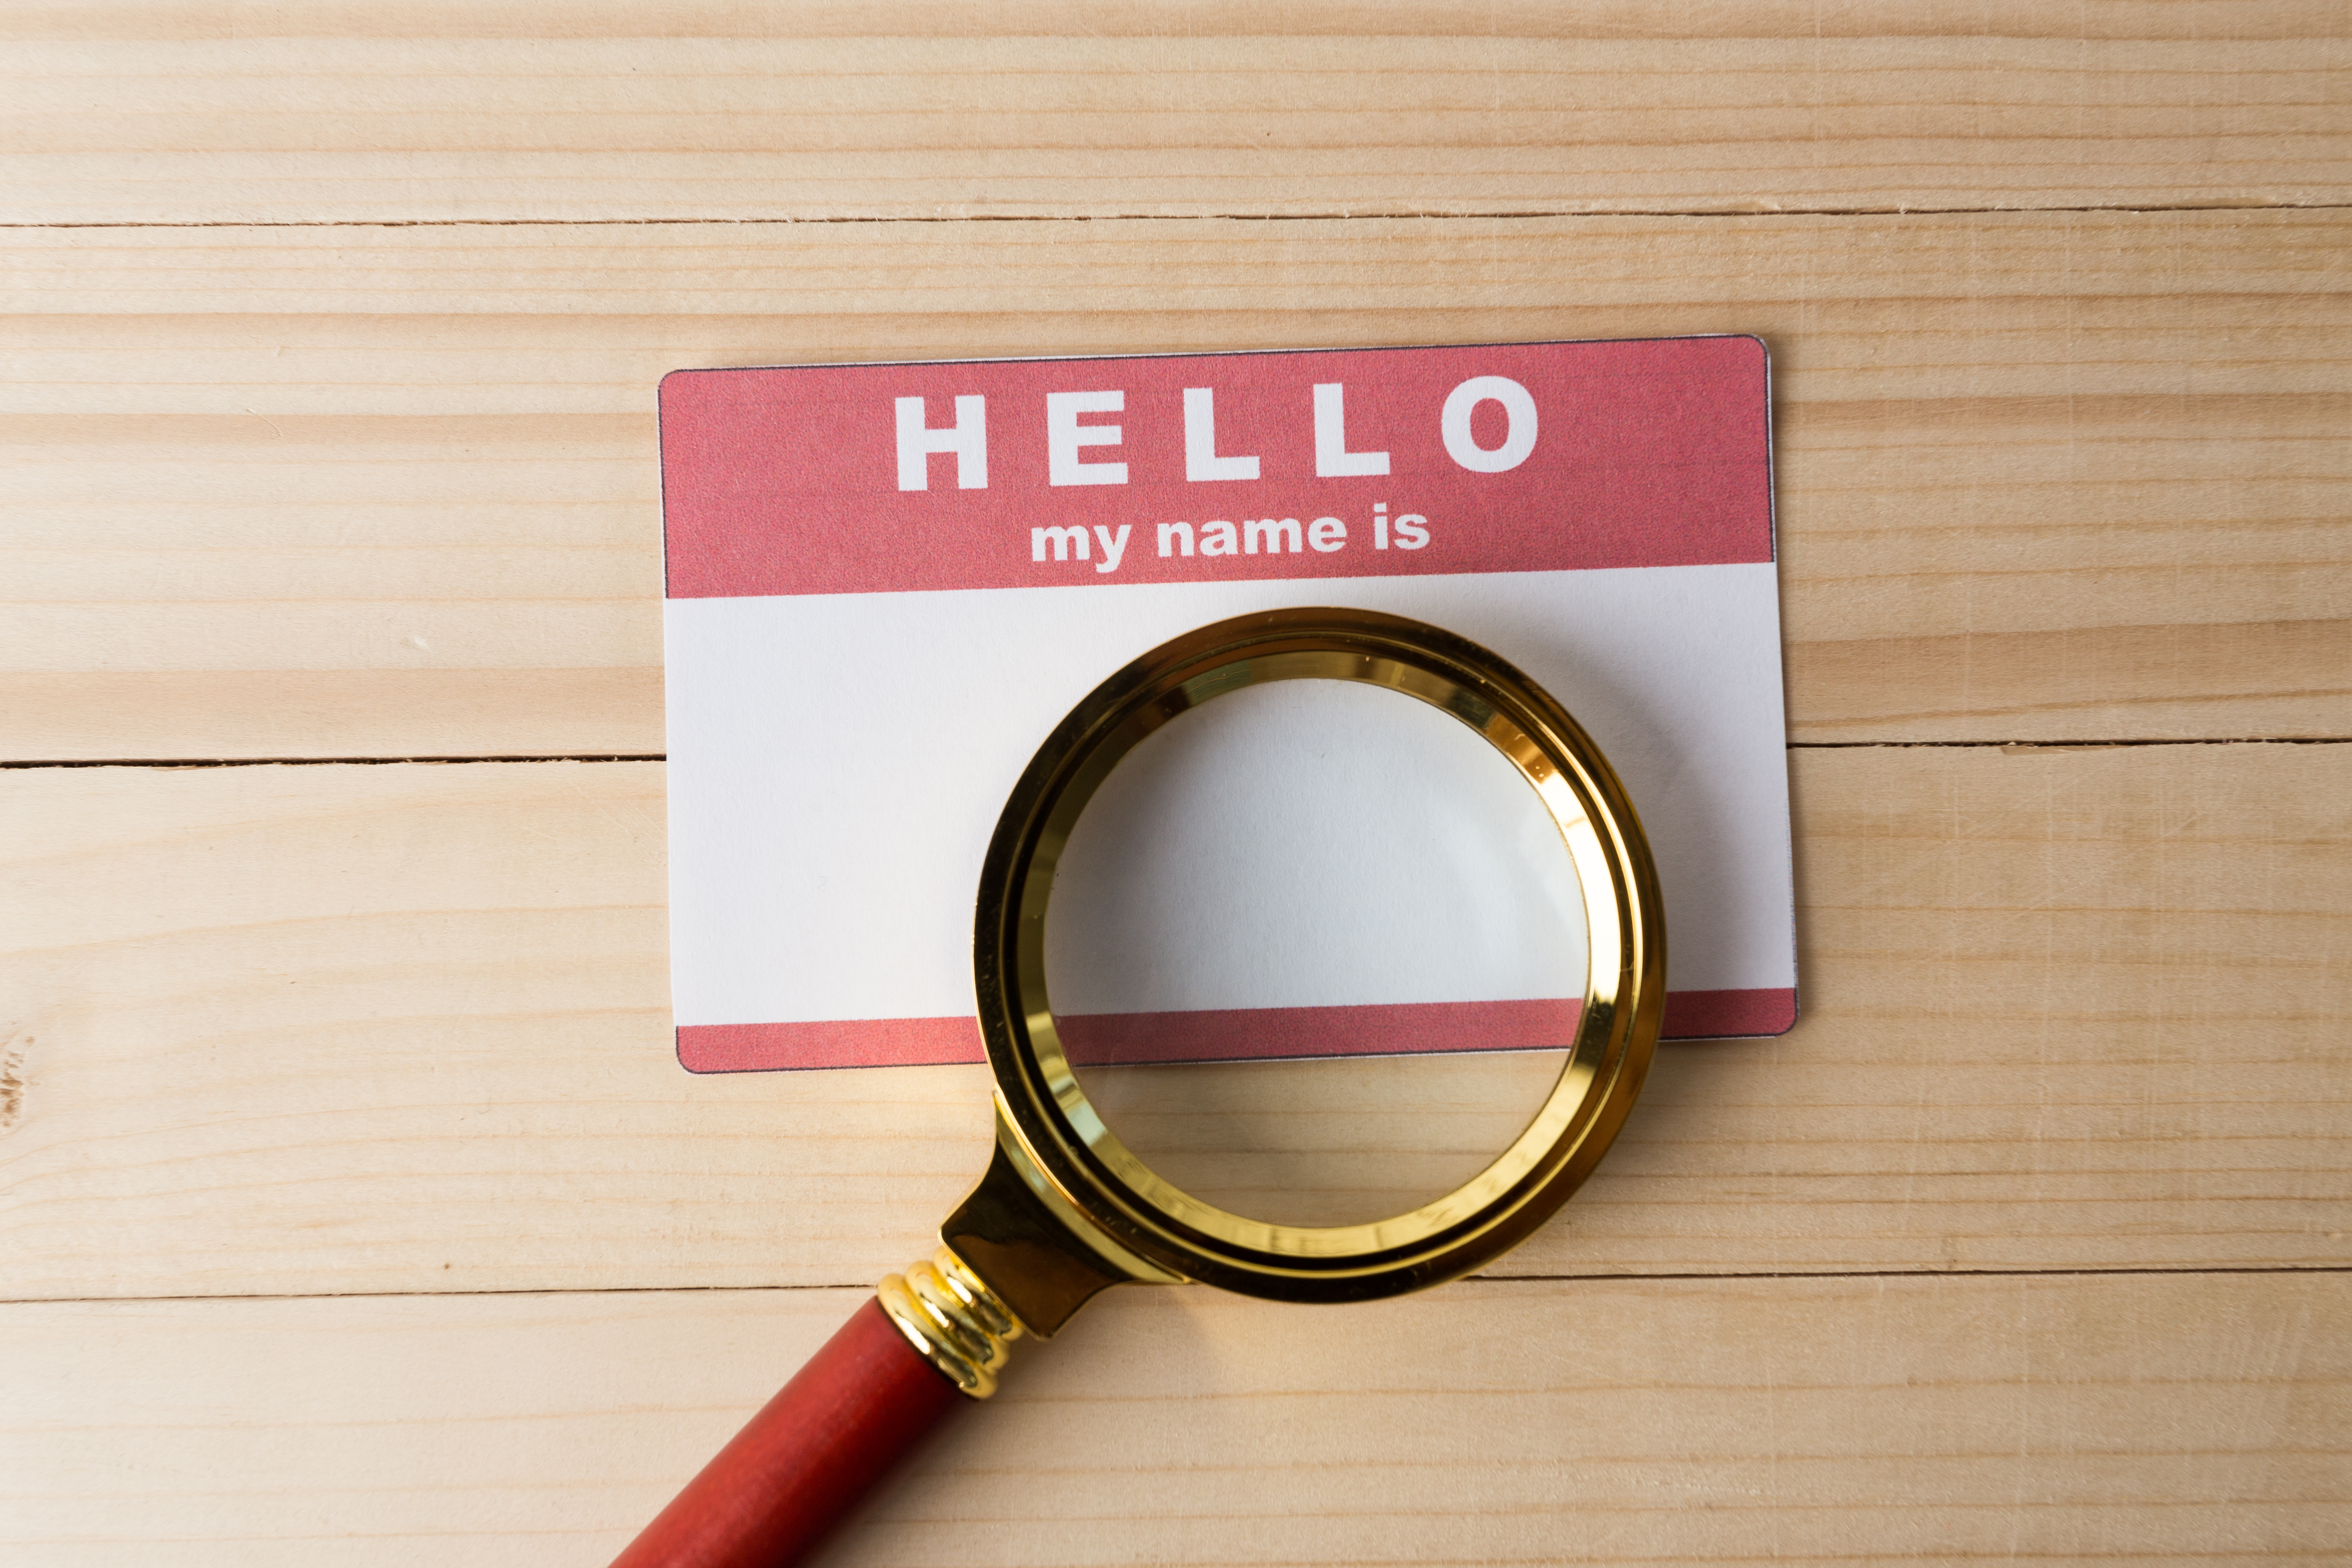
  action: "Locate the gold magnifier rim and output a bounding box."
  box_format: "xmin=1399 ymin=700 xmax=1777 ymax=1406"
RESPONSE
xmin=972 ymin=607 xmax=1666 ymax=1302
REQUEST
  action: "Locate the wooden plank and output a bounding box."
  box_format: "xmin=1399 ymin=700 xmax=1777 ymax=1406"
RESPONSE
xmin=2 ymin=742 xmax=2344 ymax=1302
xmin=2 ymin=210 xmax=2346 ymax=760
xmin=2 ymin=2 xmax=2347 ymax=224
xmin=3 ymin=1271 xmax=2344 ymax=1565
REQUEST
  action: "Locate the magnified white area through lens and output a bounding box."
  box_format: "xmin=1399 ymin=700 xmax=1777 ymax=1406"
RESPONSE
xmin=1043 ymin=676 xmax=1591 ymax=1228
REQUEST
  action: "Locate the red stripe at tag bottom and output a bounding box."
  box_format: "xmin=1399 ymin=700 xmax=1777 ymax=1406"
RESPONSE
xmin=675 ymin=989 xmax=1795 ymax=1073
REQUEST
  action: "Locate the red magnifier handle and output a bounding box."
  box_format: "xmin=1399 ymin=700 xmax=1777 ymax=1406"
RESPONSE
xmin=611 ymin=1243 xmax=1043 ymax=1568
xmin=608 ymin=1297 xmax=967 ymax=1568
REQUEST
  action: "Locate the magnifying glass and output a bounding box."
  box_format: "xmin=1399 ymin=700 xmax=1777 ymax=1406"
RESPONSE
xmin=612 ymin=606 xmax=1666 ymax=1568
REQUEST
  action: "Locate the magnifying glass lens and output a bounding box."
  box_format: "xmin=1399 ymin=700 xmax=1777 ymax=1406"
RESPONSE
xmin=1044 ymin=676 xmax=1590 ymax=1229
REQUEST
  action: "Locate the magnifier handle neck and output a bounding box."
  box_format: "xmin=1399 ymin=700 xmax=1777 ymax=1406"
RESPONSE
xmin=608 ymin=1296 xmax=965 ymax=1568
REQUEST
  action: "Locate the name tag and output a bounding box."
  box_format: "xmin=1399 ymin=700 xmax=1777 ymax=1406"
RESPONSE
xmin=662 ymin=336 xmax=1794 ymax=1071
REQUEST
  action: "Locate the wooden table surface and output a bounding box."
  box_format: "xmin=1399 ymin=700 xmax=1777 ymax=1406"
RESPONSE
xmin=4 ymin=6 xmax=2348 ymax=1564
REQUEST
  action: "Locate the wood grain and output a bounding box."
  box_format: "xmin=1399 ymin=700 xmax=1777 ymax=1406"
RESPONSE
xmin=4 ymin=209 xmax=2346 ymax=761
xmin=6 ymin=16 xmax=2347 ymax=1558
xmin=3 ymin=1 xmax=2347 ymax=224
xmin=3 ymin=742 xmax=2343 ymax=1303
xmin=5 ymin=1270 xmax=2344 ymax=1565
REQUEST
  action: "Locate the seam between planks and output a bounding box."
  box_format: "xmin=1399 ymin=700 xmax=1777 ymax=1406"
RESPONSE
xmin=3 ymin=740 xmax=2345 ymax=771
xmin=6 ymin=1264 xmax=2348 ymax=1311
xmin=3 ymin=200 xmax=2350 ymax=231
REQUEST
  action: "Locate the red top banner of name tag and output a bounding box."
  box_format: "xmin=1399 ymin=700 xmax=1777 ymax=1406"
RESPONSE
xmin=660 ymin=336 xmax=1771 ymax=600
